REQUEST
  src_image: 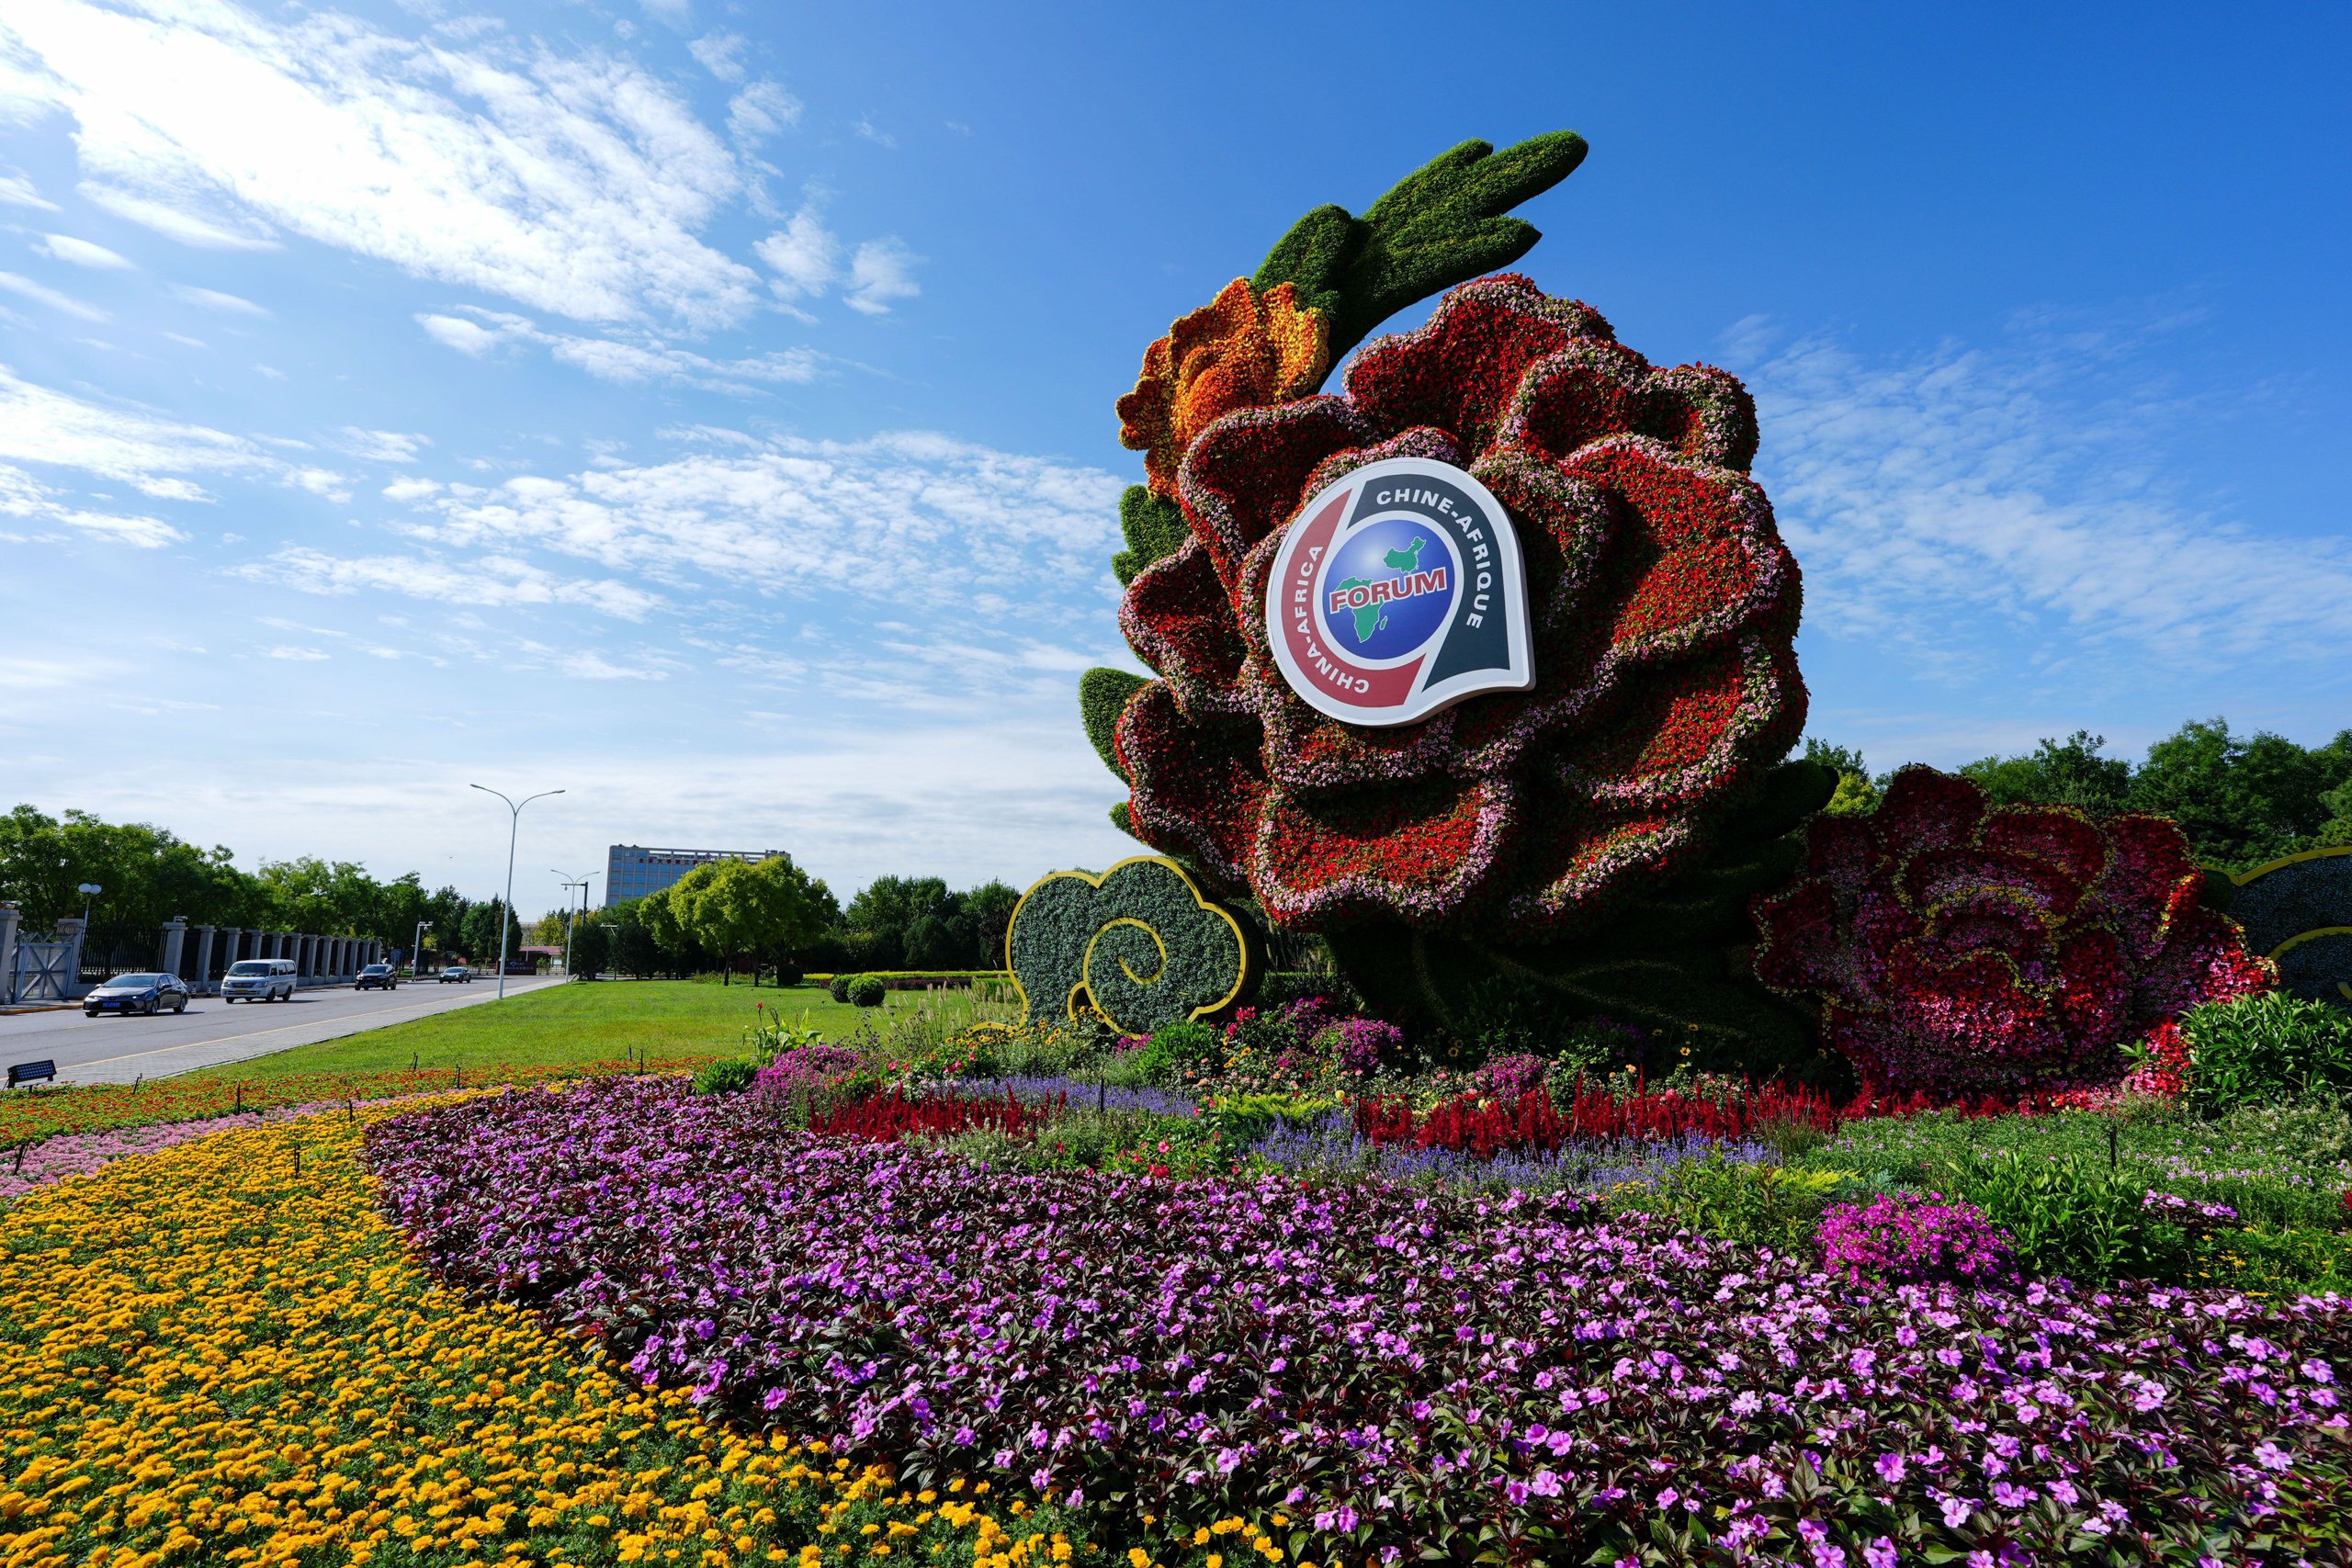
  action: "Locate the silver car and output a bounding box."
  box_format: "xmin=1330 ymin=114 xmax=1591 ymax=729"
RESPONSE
xmin=85 ymin=972 xmax=191 ymax=1017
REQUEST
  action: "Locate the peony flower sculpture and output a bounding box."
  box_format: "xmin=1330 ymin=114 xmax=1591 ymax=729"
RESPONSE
xmin=1080 ymin=135 xmax=1830 ymax=1053
xmin=1751 ymin=767 xmax=2274 ymax=1096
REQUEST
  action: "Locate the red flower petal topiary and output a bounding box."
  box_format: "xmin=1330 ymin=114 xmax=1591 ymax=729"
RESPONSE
xmin=1109 ymin=274 xmax=1805 ymax=937
xmin=1751 ymin=768 xmax=2275 ymax=1097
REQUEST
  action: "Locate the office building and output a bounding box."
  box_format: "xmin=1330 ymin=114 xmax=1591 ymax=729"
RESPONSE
xmin=605 ymin=845 xmax=781 ymax=907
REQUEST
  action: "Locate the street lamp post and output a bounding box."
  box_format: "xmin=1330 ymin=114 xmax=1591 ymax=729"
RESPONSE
xmin=470 ymin=784 xmax=564 ymax=999
xmin=413 ymin=920 xmax=432 ymax=978
xmin=552 ymin=871 xmax=592 ymax=977
xmin=76 ymin=883 xmax=101 ymax=982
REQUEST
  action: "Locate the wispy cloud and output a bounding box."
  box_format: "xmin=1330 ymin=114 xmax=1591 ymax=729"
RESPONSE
xmin=844 ymin=239 xmax=919 ymax=315
xmin=171 ymin=282 xmax=268 ymax=316
xmin=0 ymin=169 xmax=60 ymax=210
xmin=2 ymin=0 xmax=762 ymax=327
xmin=244 ymin=546 xmax=662 ymax=620
xmin=33 ymin=232 xmax=131 ymax=268
xmin=0 ymin=269 xmax=107 ymax=321
xmin=0 ymin=363 xmax=278 ymax=499
xmin=339 ymin=428 xmax=430 ymax=463
xmin=1733 ymin=315 xmax=2352 ymax=687
xmin=0 ymin=462 xmax=184 ymax=547
xmin=413 ymin=308 xmax=820 ymax=394
xmin=390 ymin=429 xmax=1121 ymax=614
xmin=727 ymin=81 xmax=800 ymax=144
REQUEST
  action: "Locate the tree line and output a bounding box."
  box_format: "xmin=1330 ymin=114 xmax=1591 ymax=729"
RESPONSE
xmin=0 ymin=804 xmax=1021 ymax=982
xmin=566 ymin=868 xmax=1023 ymax=983
xmin=1804 ymin=717 xmax=2352 ymax=872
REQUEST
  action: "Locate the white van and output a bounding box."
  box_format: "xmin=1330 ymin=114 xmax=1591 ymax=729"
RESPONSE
xmin=221 ymin=958 xmax=298 ymax=1002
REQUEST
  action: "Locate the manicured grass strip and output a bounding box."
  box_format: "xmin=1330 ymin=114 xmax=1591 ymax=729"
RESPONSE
xmin=0 ymin=1060 xmax=704 ymax=1147
xmin=188 ymin=981 xmax=996 ymax=1084
xmin=0 ymin=1105 xmax=1086 ymax=1567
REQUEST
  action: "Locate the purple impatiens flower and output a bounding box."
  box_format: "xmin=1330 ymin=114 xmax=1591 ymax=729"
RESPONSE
xmin=364 ymin=1077 xmax=2352 ymax=1564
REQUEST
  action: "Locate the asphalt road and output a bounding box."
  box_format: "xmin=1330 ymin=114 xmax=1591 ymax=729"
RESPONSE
xmin=0 ymin=974 xmax=567 ymax=1084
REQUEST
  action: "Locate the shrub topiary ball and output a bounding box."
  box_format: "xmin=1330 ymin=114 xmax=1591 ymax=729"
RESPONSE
xmin=847 ymin=976 xmax=888 ymax=1009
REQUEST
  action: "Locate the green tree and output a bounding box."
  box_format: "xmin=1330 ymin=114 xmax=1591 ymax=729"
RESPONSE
xmin=1802 ymin=739 xmax=1881 ymax=818
xmin=2129 ymin=719 xmax=2352 ymax=871
xmin=570 ymin=915 xmax=613 ymax=979
xmin=1960 ymin=730 xmax=2134 ymax=818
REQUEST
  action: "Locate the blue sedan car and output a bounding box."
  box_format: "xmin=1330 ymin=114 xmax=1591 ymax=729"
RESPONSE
xmin=84 ymin=972 xmax=192 ymax=1018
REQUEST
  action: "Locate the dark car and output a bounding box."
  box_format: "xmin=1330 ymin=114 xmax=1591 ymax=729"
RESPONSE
xmin=85 ymin=972 xmax=192 ymax=1018
xmin=355 ymin=963 xmax=400 ymax=991
xmin=438 ymin=965 xmax=471 ymax=984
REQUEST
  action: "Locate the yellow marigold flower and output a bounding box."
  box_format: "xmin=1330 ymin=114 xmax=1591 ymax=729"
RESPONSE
xmin=1117 ymin=279 xmax=1330 ymax=499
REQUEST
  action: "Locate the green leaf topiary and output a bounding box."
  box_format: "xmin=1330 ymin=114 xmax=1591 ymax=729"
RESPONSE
xmin=846 ymin=975 xmax=888 ymax=1009
xmin=1006 ymin=855 xmax=1250 ymax=1035
xmin=1080 ymin=666 xmax=1148 ymax=782
xmin=1253 ymin=132 xmax=1590 ymax=370
xmin=1111 ymin=486 xmax=1191 ymax=587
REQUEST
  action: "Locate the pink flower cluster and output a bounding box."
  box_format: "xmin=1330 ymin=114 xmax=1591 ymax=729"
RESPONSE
xmin=752 ymin=1043 xmax=867 ymax=1102
xmin=1817 ymin=1191 xmax=2018 ymax=1287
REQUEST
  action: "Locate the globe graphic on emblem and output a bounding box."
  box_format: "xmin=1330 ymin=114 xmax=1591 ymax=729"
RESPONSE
xmin=1317 ymin=515 xmax=1455 ymax=662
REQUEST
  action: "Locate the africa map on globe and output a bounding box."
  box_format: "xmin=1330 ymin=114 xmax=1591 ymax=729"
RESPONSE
xmin=1334 ymin=536 xmax=1428 ymax=642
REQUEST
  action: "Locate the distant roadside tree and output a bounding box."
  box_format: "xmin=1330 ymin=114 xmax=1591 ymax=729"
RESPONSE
xmin=569 ymin=918 xmax=613 ymax=979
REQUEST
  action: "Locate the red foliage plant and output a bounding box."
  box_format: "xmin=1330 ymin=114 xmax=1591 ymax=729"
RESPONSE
xmin=1752 ymin=768 xmax=2272 ymax=1099
xmin=808 ymin=1089 xmax=1057 ymax=1145
xmin=1355 ymin=1077 xmax=1850 ymax=1157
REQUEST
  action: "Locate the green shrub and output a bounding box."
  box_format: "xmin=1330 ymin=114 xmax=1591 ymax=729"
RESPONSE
xmin=2182 ymin=992 xmax=2352 ymax=1115
xmin=827 ymin=974 xmax=856 ymax=1004
xmin=1942 ymin=1150 xmax=2186 ymax=1283
xmin=1614 ymin=1155 xmax=1857 ymax=1252
xmin=771 ymin=961 xmax=803 ymax=987
xmin=847 ymin=976 xmax=888 ymax=1009
xmin=1204 ymin=1092 xmax=1338 ymax=1144
xmin=691 ymin=1058 xmax=762 ymax=1096
xmin=1148 ymin=1019 xmax=1225 ymax=1076
xmin=2188 ymin=1226 xmax=2352 ymax=1296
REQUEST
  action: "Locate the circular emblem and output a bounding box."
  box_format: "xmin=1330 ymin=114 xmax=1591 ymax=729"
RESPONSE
xmin=1262 ymin=456 xmax=1534 ymax=726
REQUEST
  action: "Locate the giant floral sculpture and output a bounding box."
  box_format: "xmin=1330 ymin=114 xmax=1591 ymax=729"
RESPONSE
xmin=1751 ymin=768 xmax=2274 ymax=1095
xmin=1079 ymin=135 xmax=1833 ymax=1055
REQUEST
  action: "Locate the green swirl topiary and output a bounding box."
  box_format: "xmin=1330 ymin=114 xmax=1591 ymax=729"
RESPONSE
xmin=1006 ymin=856 xmax=1250 ymax=1035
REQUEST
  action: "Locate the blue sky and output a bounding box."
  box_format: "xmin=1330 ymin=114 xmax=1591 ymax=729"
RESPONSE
xmin=1 ymin=0 xmax=2346 ymax=918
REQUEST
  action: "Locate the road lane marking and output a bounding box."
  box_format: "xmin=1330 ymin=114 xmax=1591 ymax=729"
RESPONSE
xmin=61 ymin=981 xmax=556 ymax=1072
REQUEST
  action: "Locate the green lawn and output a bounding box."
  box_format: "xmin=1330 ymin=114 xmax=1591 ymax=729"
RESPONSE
xmin=190 ymin=979 xmax=996 ymax=1082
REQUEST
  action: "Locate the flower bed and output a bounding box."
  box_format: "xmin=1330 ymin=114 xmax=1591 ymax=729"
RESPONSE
xmin=0 ymin=1055 xmax=709 ymax=1145
xmin=368 ymin=1077 xmax=2352 ymax=1564
xmin=0 ymin=1101 xmax=1074 ymax=1567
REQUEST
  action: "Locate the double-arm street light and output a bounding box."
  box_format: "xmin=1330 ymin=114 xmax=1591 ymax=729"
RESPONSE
xmin=553 ymin=869 xmax=597 ymax=977
xmin=470 ymin=784 xmax=563 ymax=999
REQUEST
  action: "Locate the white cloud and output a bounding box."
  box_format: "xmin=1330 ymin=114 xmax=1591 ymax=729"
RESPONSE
xmin=852 ymin=115 xmax=894 ymax=149
xmin=727 ymin=81 xmax=799 ymax=143
xmin=754 ymin=205 xmax=838 ymax=299
xmin=171 ymin=282 xmax=269 ymax=316
xmin=1737 ymin=318 xmax=2352 ymax=676
xmin=83 ymin=186 xmax=277 ymax=249
xmin=414 ymin=307 xmax=820 ymax=394
xmin=416 ymin=312 xmax=509 ymax=355
xmin=0 ymin=269 xmax=107 ymax=321
xmin=0 ymin=461 xmax=185 ymax=547
xmin=339 ymin=427 xmax=430 ymax=463
xmin=34 ymin=232 xmax=131 ymax=268
xmin=561 ymin=649 xmax=666 ymax=680
xmin=843 ymin=238 xmax=919 ymax=315
xmin=246 ymin=546 xmax=662 ymax=619
xmin=390 ymin=430 xmax=1121 ymax=613
xmin=264 ymin=644 xmax=331 ymax=660
xmin=382 ymin=476 xmax=441 ymax=502
xmin=0 ymin=364 xmax=270 ymax=497
xmin=2 ymin=0 xmax=761 ymax=326
xmin=687 ymin=32 xmax=744 ymax=81
xmin=0 ymin=169 xmax=60 ymax=210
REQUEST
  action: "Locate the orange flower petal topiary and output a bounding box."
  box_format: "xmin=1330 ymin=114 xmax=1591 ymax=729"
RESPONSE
xmin=1117 ymin=278 xmax=1329 ymax=498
